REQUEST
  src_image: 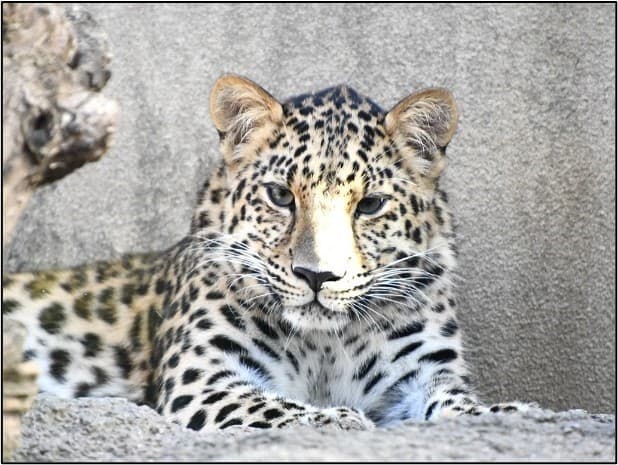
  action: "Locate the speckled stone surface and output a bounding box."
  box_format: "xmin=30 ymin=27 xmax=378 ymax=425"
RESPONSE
xmin=11 ymin=395 xmax=616 ymax=461
xmin=4 ymin=4 xmax=615 ymax=413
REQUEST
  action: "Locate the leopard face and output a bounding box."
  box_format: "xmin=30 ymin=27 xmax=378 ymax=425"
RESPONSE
xmin=194 ymin=76 xmax=458 ymax=331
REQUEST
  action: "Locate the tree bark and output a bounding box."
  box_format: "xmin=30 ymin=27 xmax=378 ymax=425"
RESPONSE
xmin=2 ymin=4 xmax=119 ymax=459
xmin=2 ymin=3 xmax=119 ymax=249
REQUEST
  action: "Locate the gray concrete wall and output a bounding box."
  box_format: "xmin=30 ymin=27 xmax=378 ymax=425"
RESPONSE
xmin=5 ymin=4 xmax=615 ymax=413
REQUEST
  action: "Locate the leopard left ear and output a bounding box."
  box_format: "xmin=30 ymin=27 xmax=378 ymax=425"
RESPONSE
xmin=385 ymin=88 xmax=458 ymax=178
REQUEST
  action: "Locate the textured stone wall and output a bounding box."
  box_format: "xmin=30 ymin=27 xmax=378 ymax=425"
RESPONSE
xmin=4 ymin=4 xmax=615 ymax=413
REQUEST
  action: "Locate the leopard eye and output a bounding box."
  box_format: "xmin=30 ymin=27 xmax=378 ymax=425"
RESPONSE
xmin=265 ymin=183 xmax=295 ymax=208
xmin=356 ymin=195 xmax=389 ymax=216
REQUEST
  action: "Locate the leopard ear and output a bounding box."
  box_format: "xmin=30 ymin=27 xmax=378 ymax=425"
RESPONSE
xmin=384 ymin=88 xmax=458 ymax=178
xmin=210 ymin=74 xmax=283 ymax=151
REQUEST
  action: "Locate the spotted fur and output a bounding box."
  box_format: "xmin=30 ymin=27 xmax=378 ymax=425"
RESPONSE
xmin=3 ymin=75 xmax=530 ymax=431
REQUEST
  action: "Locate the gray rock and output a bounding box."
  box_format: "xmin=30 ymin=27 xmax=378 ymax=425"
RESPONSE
xmin=12 ymin=395 xmax=616 ymax=461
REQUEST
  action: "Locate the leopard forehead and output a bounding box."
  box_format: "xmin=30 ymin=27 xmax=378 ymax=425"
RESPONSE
xmin=278 ymin=86 xmax=385 ymax=179
xmin=252 ymin=85 xmax=403 ymax=198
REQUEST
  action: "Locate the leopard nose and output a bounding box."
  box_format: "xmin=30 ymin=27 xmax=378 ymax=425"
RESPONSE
xmin=292 ymin=267 xmax=341 ymax=293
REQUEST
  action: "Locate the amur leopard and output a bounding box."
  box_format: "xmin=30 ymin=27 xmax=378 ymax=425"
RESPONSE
xmin=3 ymin=75 xmax=529 ymax=431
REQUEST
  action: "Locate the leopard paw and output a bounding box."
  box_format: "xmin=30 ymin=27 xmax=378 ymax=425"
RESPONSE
xmin=305 ymin=406 xmax=375 ymax=430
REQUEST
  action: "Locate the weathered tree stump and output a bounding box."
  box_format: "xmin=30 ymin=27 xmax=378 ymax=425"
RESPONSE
xmin=2 ymin=3 xmax=119 ymax=459
xmin=2 ymin=3 xmax=119 ymax=249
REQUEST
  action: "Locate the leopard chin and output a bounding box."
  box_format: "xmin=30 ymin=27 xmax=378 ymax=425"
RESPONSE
xmin=281 ymin=301 xmax=351 ymax=332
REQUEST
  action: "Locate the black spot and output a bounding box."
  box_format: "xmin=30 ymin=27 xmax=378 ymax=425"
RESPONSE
xmin=294 ymin=144 xmax=307 ymax=158
xmin=432 ymin=303 xmax=445 ymax=313
xmin=194 ymin=345 xmax=205 ymax=356
xmin=215 ymin=403 xmax=240 ymax=423
xmin=97 ymin=288 xmax=117 ymax=324
xmin=196 ymin=318 xmax=213 ymax=330
xmin=387 ymin=321 xmax=424 ymax=340
xmin=49 ymin=349 xmax=71 ymax=382
xmin=136 ymin=282 xmax=150 ymax=296
xmin=240 ymin=355 xmax=271 ymax=380
xmin=353 ymin=341 xmax=368 ymax=357
xmin=354 ymin=354 xmax=378 ymax=380
xmin=363 ymin=372 xmax=384 ymax=394
xmin=171 ymin=395 xmax=193 ymax=413
xmin=187 ymin=409 xmax=207 ymax=430
xmin=188 ymin=284 xmax=199 ymax=302
xmin=148 ymin=306 xmax=162 ymax=341
xmin=182 ymin=368 xmax=203 ymax=385
xmin=81 ymin=333 xmax=102 ymax=357
xmin=392 ymin=341 xmax=424 ymax=362
xmin=2 ymin=299 xmax=20 ymax=314
xmin=251 ymin=317 xmax=279 ymax=340
xmin=92 ymin=366 xmax=109 ymax=385
xmin=425 ymin=400 xmax=439 ymax=420
xmin=285 ymin=350 xmax=299 ymax=373
xmin=181 ymin=295 xmax=191 ymax=315
xmin=248 ymin=421 xmax=272 ymax=428
xmin=248 ymin=402 xmax=266 ymax=414
xmin=357 ymin=110 xmax=372 ymax=121
xmin=203 ymin=391 xmax=228 ymax=404
xmin=155 ymin=278 xmax=166 ymax=295
xmin=263 ymin=408 xmax=283 ymax=420
xmin=440 ymin=318 xmax=458 ymax=337
xmin=206 ymin=291 xmax=224 ymax=300
xmin=74 ymin=383 xmax=91 ymax=397
xmin=285 ymin=403 xmax=306 ymax=413
xmin=165 ymin=377 xmax=175 ymax=392
xmin=168 ymin=353 xmax=180 ymax=368
xmin=252 ymin=339 xmax=280 ymax=360
xmin=448 ymin=388 xmax=468 ymax=396
xmin=129 ymin=313 xmax=142 ymax=351
xmin=113 ymin=346 xmax=133 ymax=378
xmin=418 ymin=349 xmax=458 ymax=365
xmin=220 ymin=304 xmax=245 ymax=330
xmin=389 ymin=369 xmax=418 ymax=393
xmin=412 ymin=228 xmax=422 ymax=244
xmin=39 ymin=303 xmax=66 ymax=335
xmin=121 ymin=283 xmax=136 ymax=305
xmin=416 ymin=262 xmax=444 ymax=290
xmin=189 ymin=308 xmax=207 ymax=323
xmin=210 ymin=335 xmax=246 ymax=354
xmin=206 ymin=370 xmax=234 ymax=385
xmin=220 ymin=418 xmax=243 ymax=429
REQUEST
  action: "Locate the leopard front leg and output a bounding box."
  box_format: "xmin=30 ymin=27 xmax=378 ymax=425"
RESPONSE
xmin=380 ymin=363 xmax=531 ymax=423
xmin=158 ymin=382 xmax=373 ymax=431
xmin=437 ymin=399 xmax=534 ymax=419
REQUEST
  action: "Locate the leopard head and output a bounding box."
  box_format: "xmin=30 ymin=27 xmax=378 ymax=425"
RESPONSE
xmin=194 ymin=75 xmax=458 ymax=331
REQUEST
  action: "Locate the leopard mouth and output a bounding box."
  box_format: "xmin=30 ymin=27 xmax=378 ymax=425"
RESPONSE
xmin=306 ymin=299 xmax=333 ymax=313
xmin=280 ymin=298 xmax=351 ymax=331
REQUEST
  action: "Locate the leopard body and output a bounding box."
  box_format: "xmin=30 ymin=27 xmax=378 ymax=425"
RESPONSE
xmin=3 ymin=75 xmax=527 ymax=431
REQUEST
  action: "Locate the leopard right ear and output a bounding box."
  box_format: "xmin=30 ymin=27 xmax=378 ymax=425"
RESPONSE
xmin=210 ymin=75 xmax=283 ymax=152
xmin=384 ymin=88 xmax=458 ymax=178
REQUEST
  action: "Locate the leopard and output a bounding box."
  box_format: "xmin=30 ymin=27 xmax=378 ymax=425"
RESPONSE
xmin=2 ymin=74 xmax=530 ymax=432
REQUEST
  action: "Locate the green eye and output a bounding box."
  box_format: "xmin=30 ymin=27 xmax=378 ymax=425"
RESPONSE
xmin=356 ymin=195 xmax=388 ymax=216
xmin=265 ymin=183 xmax=295 ymax=208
